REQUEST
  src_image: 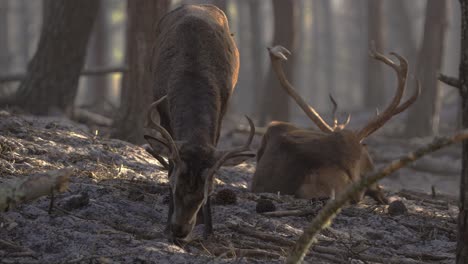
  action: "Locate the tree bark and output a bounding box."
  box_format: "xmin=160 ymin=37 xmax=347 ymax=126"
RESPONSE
xmin=322 ymin=0 xmax=335 ymax=95
xmin=15 ymin=0 xmax=100 ymax=115
xmin=82 ymin=4 xmax=109 ymax=110
xmin=365 ymin=0 xmax=386 ymax=109
xmin=250 ymin=0 xmax=263 ymax=118
xmin=259 ymin=0 xmax=296 ymax=125
xmin=405 ymin=0 xmax=448 ymax=137
xmin=112 ymin=0 xmax=170 ymax=144
xmin=0 ymin=0 xmax=10 ymax=74
xmin=458 ymin=2 xmax=468 ymax=263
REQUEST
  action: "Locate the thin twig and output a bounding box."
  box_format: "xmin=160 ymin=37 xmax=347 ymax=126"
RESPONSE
xmin=210 ymin=247 xmax=282 ymax=259
xmin=0 ymin=66 xmax=128 ymax=83
xmin=228 ymin=224 xmax=294 ymax=247
xmin=286 ymin=129 xmax=468 ymax=264
xmin=438 ymin=73 xmax=461 ymax=89
xmin=262 ymin=208 xmax=319 ymax=217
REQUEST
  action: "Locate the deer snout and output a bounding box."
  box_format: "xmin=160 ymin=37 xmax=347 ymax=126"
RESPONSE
xmin=170 ymin=223 xmax=192 ymax=239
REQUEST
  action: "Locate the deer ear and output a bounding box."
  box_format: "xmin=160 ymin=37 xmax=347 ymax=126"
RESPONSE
xmin=214 ymin=151 xmax=256 ymax=167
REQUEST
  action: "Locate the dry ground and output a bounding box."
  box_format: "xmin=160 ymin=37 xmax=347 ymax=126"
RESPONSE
xmin=0 ymin=110 xmax=460 ymax=263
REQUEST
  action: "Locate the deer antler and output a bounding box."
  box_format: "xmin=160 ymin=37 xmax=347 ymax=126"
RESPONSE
xmin=203 ymin=116 xmax=255 ymax=199
xmin=269 ymin=45 xmax=334 ymax=133
xmin=356 ymin=49 xmax=413 ymax=140
xmin=329 ymin=94 xmax=351 ymax=131
xmin=144 ymin=95 xmax=182 ymax=164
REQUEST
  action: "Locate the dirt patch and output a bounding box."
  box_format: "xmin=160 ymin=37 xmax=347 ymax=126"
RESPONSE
xmin=0 ymin=111 xmax=458 ymax=263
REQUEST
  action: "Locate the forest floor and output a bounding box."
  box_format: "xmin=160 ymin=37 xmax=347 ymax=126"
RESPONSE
xmin=0 ymin=110 xmax=460 ymax=263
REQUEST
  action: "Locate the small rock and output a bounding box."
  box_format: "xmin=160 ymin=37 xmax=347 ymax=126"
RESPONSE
xmin=62 ymin=192 xmax=90 ymax=211
xmin=256 ymin=199 xmax=276 ymax=213
xmin=128 ymin=189 xmax=145 ymax=201
xmin=387 ymin=200 xmax=407 ymax=216
xmin=366 ymin=231 xmax=384 ymax=240
xmin=214 ymin=188 xmax=237 ymax=205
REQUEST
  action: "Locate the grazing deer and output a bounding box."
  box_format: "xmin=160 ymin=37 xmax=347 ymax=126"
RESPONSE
xmin=251 ymin=45 xmax=420 ymax=204
xmin=144 ymin=4 xmax=255 ymax=240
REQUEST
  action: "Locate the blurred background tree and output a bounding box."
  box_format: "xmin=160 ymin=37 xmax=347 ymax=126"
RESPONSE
xmin=15 ymin=0 xmax=100 ymax=115
xmin=112 ymin=0 xmax=170 ymax=144
xmin=0 ymin=0 xmax=461 ymax=137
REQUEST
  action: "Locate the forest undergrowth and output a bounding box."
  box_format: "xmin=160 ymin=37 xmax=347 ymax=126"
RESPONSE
xmin=0 ymin=109 xmax=460 ymax=263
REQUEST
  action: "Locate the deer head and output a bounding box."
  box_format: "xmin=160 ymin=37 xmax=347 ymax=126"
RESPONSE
xmin=144 ymin=97 xmax=255 ymax=239
xmin=251 ymin=45 xmax=419 ymax=203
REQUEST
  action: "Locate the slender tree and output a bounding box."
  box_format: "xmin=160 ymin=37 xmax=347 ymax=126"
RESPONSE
xmin=405 ymin=0 xmax=448 ymax=137
xmin=259 ymin=0 xmax=297 ymax=125
xmin=82 ymin=4 xmax=109 ymax=111
xmin=250 ymin=0 xmax=263 ymax=117
xmin=365 ymin=0 xmax=386 ymax=109
xmin=0 ymin=0 xmax=9 ymax=75
xmin=112 ymin=0 xmax=170 ymax=144
xmin=459 ymin=2 xmax=468 ymax=262
xmin=15 ymin=0 xmax=100 ymax=115
xmin=322 ymin=0 xmax=335 ymax=94
xmin=439 ymin=1 xmax=468 ymax=261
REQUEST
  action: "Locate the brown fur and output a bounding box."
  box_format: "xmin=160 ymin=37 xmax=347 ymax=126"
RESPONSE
xmin=251 ymin=121 xmax=386 ymax=204
xmin=148 ymin=5 xmax=240 ymax=240
xmin=249 ymin=46 xmax=416 ymax=205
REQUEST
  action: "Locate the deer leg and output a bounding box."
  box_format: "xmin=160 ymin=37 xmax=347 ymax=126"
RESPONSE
xmin=202 ymin=198 xmax=213 ymax=238
xmin=164 ymin=164 xmax=175 ymax=234
xmin=365 ymin=185 xmax=388 ymax=204
xmin=164 ymin=190 xmax=174 ymax=234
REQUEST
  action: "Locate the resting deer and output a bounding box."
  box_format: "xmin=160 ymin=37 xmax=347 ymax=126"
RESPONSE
xmin=144 ymin=4 xmax=255 ymax=240
xmin=251 ymin=45 xmax=420 ymax=204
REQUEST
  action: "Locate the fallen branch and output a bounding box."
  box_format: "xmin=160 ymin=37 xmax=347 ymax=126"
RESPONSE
xmin=313 ymin=245 xmax=425 ymax=264
xmin=73 ymin=108 xmax=113 ymax=126
xmin=262 ymin=208 xmax=319 ymax=217
xmin=0 ymin=239 xmax=35 ymax=256
xmin=438 ymin=73 xmax=461 ymax=89
xmin=0 ymin=168 xmax=72 ymax=212
xmin=0 ymin=66 xmax=128 ymax=83
xmin=234 ymin=239 xmax=286 ymax=253
xmin=312 ymin=253 xmax=347 ymax=264
xmin=229 ymin=227 xmax=423 ymax=264
xmin=210 ymin=247 xmax=281 ymax=259
xmin=286 ymin=129 xmax=468 ymax=264
xmin=228 ymin=224 xmax=294 ymax=247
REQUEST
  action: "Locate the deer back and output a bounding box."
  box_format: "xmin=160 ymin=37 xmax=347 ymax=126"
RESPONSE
xmin=252 ymin=122 xmax=363 ymax=198
xmin=151 ymin=4 xmax=239 ymax=145
xmin=144 ymin=5 xmax=254 ymax=241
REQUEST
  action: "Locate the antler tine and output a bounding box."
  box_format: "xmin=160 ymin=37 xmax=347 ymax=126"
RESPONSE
xmin=363 ymin=80 xmax=420 ymax=141
xmin=393 ymin=79 xmax=421 ymax=115
xmin=357 ymin=49 xmax=409 ymax=140
xmin=269 ymin=45 xmax=333 ymax=133
xmin=329 ymin=94 xmax=351 ymax=131
xmin=329 ymin=94 xmax=338 ymax=129
xmin=204 ymin=116 xmax=255 ymax=189
xmin=144 ymin=96 xmax=181 ymax=163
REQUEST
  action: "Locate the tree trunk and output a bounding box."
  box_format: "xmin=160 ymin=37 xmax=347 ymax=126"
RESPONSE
xmin=458 ymin=2 xmax=468 ymax=262
xmin=322 ymin=0 xmax=335 ymax=95
xmin=250 ymin=0 xmax=263 ymax=118
xmin=15 ymin=0 xmax=99 ymax=115
xmin=259 ymin=0 xmax=296 ymax=125
xmin=405 ymin=0 xmax=448 ymax=137
xmin=365 ymin=0 xmax=386 ymax=109
xmin=112 ymin=0 xmax=170 ymax=144
xmin=82 ymin=4 xmax=109 ymax=110
xmin=0 ymin=0 xmax=9 ymax=74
